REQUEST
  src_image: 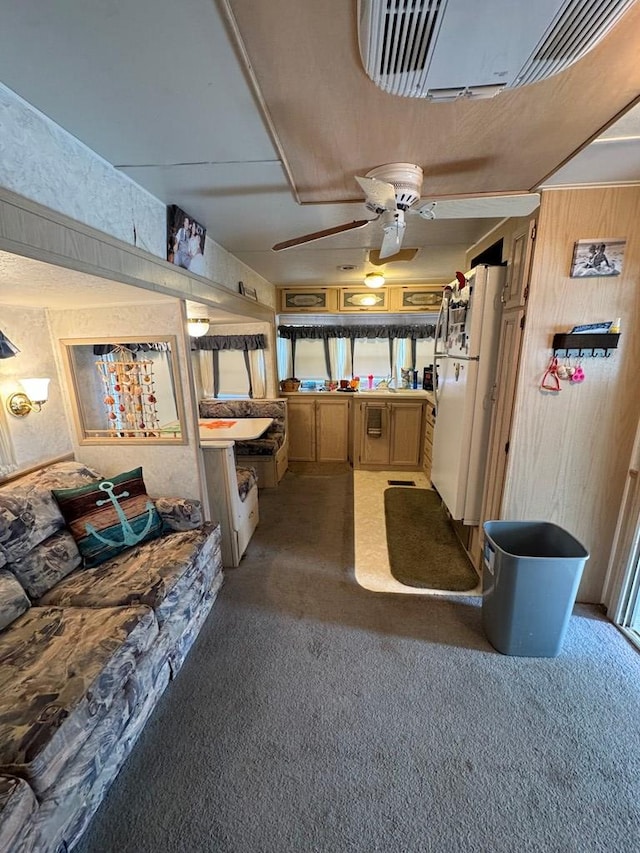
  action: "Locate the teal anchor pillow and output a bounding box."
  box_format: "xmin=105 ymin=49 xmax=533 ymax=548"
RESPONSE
xmin=52 ymin=467 xmax=163 ymax=568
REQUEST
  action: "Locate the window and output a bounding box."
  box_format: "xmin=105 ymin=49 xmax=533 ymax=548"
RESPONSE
xmin=217 ymin=350 xmax=250 ymax=398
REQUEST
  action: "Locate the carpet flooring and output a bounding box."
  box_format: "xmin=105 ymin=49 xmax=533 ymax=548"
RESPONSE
xmin=75 ymin=468 xmax=640 ymax=853
xmin=384 ymin=487 xmax=479 ymax=590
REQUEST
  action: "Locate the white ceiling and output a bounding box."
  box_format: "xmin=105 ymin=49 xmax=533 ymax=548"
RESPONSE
xmin=0 ymin=0 xmax=639 ymax=295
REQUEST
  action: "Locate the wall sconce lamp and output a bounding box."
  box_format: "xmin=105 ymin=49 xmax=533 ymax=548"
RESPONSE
xmin=364 ymin=272 xmax=385 ymax=289
xmin=187 ymin=318 xmax=210 ymax=337
xmin=6 ymin=378 xmax=51 ymax=417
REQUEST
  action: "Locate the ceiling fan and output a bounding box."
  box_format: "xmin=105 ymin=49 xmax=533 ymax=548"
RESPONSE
xmin=272 ymin=162 xmax=540 ymax=259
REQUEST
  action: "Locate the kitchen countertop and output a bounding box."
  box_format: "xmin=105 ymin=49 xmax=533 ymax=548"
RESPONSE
xmin=282 ymin=389 xmax=434 ymax=402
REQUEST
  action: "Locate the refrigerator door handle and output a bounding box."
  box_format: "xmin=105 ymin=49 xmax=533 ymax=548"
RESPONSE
xmin=449 ymin=354 xmax=480 ymax=363
xmin=434 ymin=298 xmax=447 ymax=355
xmin=433 ymin=353 xmax=445 ymax=406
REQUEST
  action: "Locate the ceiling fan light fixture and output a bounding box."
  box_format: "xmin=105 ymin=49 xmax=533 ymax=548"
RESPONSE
xmin=364 ymin=272 xmax=385 ymax=289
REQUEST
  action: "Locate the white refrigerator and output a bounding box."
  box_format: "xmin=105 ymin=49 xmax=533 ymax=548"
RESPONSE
xmin=431 ymin=264 xmax=506 ymax=525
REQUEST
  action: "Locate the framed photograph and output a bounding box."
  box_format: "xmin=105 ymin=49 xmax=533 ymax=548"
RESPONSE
xmin=167 ymin=205 xmax=206 ymax=274
xmin=570 ymin=238 xmax=625 ymax=277
xmin=238 ymin=282 xmax=258 ymax=301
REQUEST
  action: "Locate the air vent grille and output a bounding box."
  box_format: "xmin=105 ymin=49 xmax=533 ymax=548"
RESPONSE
xmin=515 ymin=0 xmax=636 ymax=86
xmin=360 ymin=0 xmax=447 ymax=97
xmin=358 ymin=0 xmax=636 ymax=100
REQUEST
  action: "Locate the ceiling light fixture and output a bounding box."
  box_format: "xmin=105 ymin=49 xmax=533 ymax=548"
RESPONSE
xmin=364 ymin=272 xmax=385 ymax=289
xmin=187 ymin=318 xmax=210 ymax=337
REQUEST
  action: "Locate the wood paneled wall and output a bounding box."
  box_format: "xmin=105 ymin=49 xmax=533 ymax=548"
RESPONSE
xmin=503 ymin=187 xmax=640 ymax=602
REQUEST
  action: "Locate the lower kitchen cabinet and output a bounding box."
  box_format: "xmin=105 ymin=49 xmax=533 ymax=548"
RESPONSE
xmin=354 ymin=400 xmax=425 ymax=469
xmin=287 ymin=395 xmax=350 ymax=462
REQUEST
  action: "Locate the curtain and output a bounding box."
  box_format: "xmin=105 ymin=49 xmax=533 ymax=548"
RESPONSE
xmin=278 ymin=323 xmax=435 ymax=341
xmin=192 ymin=334 xmax=267 ymax=397
xmin=248 ymin=349 xmax=266 ymax=398
xmin=198 ymin=351 xmax=214 ymax=397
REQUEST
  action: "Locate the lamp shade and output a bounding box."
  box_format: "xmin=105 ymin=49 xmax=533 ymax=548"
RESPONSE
xmin=364 ymin=272 xmax=385 ymax=289
xmin=187 ymin=318 xmax=210 ymax=337
xmin=20 ymin=378 xmax=50 ymax=403
xmin=0 ymin=330 xmax=19 ymax=359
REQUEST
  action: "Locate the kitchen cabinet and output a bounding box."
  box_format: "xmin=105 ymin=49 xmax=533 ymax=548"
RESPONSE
xmin=287 ymin=395 xmax=350 ymax=462
xmin=355 ymin=399 xmax=425 ymax=469
xmin=280 ymin=288 xmax=338 ymax=312
xmin=423 ymin=398 xmax=436 ymax=478
xmin=502 ymin=218 xmax=536 ymax=310
xmin=389 ymin=286 xmax=442 ymax=312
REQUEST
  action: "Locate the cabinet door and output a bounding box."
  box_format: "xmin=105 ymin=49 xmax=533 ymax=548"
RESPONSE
xmin=389 ymin=402 xmax=424 ymax=467
xmin=287 ymin=398 xmax=316 ymax=461
xmin=359 ymin=403 xmax=390 ymax=465
xmin=316 ymin=398 xmax=350 ymax=462
xmin=503 ymin=218 xmax=536 ymax=310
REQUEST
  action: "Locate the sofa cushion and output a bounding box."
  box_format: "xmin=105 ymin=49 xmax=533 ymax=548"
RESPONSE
xmin=155 ymin=496 xmax=203 ymax=532
xmin=0 ymin=461 xmax=102 ymax=566
xmin=0 ymin=774 xmax=38 ymax=853
xmin=39 ymin=524 xmax=219 ymax=627
xmin=0 ymin=569 xmax=30 ymax=631
xmin=52 ymin=467 xmax=163 ymax=568
xmin=0 ymin=604 xmax=157 ymax=795
xmin=9 ymin=529 xmax=81 ymax=600
xmin=236 ymin=466 xmax=258 ymax=501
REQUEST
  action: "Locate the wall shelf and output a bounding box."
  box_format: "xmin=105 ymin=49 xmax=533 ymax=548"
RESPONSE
xmin=552 ymin=332 xmax=620 ymax=357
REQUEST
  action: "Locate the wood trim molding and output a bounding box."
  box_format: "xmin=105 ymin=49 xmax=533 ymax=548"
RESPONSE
xmin=0 ymin=187 xmax=275 ymax=321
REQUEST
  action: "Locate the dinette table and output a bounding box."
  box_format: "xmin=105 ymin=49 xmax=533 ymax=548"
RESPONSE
xmin=197 ymin=417 xmax=274 ymax=443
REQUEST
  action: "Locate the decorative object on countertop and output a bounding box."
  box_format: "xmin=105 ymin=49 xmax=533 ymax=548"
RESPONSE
xmin=280 ymin=378 xmax=301 ymax=392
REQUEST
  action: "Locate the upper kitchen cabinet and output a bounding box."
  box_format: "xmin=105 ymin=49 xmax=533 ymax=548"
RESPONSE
xmin=502 ymin=219 xmax=536 ymax=310
xmin=280 ymin=288 xmax=339 ymax=313
xmin=339 ymin=288 xmax=388 ymax=312
xmin=278 ymin=285 xmax=445 ymax=314
xmin=388 ymin=286 xmax=442 ymax=312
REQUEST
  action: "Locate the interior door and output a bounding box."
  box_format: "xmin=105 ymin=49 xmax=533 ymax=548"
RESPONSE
xmin=480 ymin=307 xmax=525 ymax=526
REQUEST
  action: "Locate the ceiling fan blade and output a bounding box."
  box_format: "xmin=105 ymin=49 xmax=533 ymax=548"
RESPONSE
xmin=272 ymin=219 xmax=372 ymax=251
xmin=355 ymin=175 xmax=397 ymax=211
xmin=379 ymin=211 xmax=406 ymax=259
xmin=412 ymin=193 xmax=540 ymax=219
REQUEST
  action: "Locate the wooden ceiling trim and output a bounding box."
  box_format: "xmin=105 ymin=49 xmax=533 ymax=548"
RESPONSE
xmin=229 ymin=1 xmax=640 ymax=203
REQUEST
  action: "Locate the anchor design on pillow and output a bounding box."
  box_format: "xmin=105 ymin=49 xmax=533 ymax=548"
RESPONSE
xmin=85 ymin=480 xmax=156 ymax=547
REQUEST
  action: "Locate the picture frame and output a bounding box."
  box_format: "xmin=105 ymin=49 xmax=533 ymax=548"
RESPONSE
xmin=166 ymin=205 xmax=206 ymax=274
xmin=238 ymin=282 xmax=258 ymax=301
xmin=569 ymin=238 xmax=625 ymax=278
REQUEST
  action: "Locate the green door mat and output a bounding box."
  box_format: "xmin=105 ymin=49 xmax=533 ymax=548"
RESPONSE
xmin=384 ymin=488 xmax=479 ymax=591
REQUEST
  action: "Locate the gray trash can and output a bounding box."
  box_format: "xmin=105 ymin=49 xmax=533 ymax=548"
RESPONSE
xmin=482 ymin=521 xmax=589 ymax=657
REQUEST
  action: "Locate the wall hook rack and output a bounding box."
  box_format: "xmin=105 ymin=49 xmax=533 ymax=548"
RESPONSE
xmin=552 ymin=332 xmax=620 ymax=358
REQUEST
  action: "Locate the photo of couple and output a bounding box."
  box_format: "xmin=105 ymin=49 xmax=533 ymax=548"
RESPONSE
xmin=166 ymin=205 xmax=206 ymax=275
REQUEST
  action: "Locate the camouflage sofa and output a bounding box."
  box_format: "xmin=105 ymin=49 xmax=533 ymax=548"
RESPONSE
xmin=199 ymin=399 xmax=288 ymax=488
xmin=0 ymin=461 xmax=223 ymax=853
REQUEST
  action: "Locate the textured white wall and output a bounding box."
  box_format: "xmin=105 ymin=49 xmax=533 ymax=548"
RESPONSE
xmin=0 ymin=306 xmax=74 ymax=468
xmin=47 ymin=301 xmax=204 ymax=501
xmin=0 ymin=83 xmax=275 ymax=308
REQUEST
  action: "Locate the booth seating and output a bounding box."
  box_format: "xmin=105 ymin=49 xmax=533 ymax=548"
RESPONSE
xmin=198 ymin=399 xmax=288 ymax=488
xmin=202 ymin=442 xmax=259 ymax=567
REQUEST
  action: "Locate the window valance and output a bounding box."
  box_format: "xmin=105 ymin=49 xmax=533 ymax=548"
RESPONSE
xmin=278 ymin=324 xmax=435 ymax=341
xmin=191 ymin=334 xmax=267 ymax=351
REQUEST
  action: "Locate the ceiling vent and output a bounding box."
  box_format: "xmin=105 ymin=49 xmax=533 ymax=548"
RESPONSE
xmin=357 ymin=0 xmax=636 ymax=101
